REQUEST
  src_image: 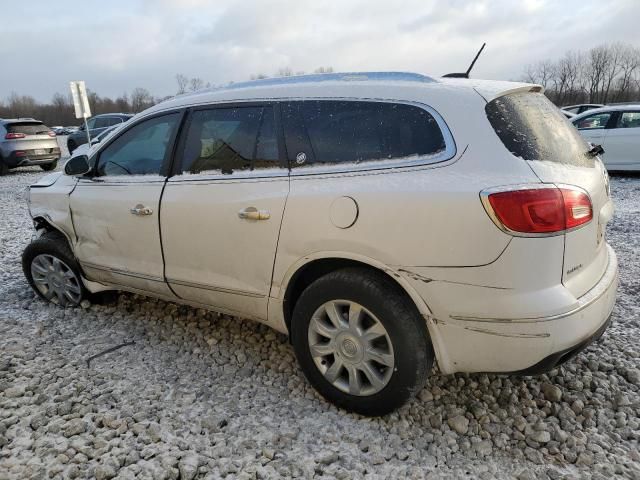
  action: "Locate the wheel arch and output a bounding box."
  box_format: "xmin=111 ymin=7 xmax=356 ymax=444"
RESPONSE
xmin=279 ymin=253 xmax=434 ymax=334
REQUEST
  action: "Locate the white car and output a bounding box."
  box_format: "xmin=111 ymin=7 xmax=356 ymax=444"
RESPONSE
xmin=562 ymin=103 xmax=604 ymax=115
xmin=23 ymin=72 xmax=618 ymax=415
xmin=572 ymin=105 xmax=640 ymax=171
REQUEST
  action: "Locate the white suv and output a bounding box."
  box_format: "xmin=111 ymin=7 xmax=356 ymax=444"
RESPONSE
xmin=23 ymin=72 xmax=618 ymax=416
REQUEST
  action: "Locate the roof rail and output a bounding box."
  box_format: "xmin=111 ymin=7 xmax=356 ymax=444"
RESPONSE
xmin=216 ymin=71 xmax=436 ymax=91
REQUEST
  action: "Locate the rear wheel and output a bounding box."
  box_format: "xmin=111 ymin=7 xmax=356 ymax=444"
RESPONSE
xmin=22 ymin=231 xmax=89 ymax=307
xmin=0 ymin=158 xmax=8 ymax=176
xmin=40 ymin=160 xmax=58 ymax=171
xmin=291 ymin=268 xmax=433 ymax=416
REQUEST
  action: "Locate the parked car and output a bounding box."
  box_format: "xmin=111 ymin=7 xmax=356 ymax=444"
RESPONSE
xmin=571 ymin=105 xmax=640 ymax=171
xmin=63 ymin=126 xmax=79 ymax=135
xmin=0 ymin=118 xmax=60 ymax=175
xmin=51 ymin=126 xmax=65 ymax=135
xmin=67 ymin=124 xmax=124 ymax=158
xmin=22 ymin=72 xmax=618 ymax=415
xmin=562 ymin=104 xmax=604 ymax=115
xmin=66 ymin=113 xmax=133 ymax=153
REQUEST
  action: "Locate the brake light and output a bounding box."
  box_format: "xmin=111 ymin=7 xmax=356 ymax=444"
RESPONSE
xmin=14 ymin=151 xmax=26 ymax=157
xmin=5 ymin=132 xmax=26 ymax=139
xmin=484 ymin=186 xmax=592 ymax=235
xmin=48 ymin=131 xmax=56 ymax=137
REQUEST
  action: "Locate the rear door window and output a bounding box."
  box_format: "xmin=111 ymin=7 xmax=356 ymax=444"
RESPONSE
xmin=485 ymin=92 xmax=593 ymax=167
xmin=616 ymin=111 xmax=640 ymax=129
xmin=180 ymin=106 xmax=278 ymax=174
xmin=282 ymin=100 xmax=446 ymax=167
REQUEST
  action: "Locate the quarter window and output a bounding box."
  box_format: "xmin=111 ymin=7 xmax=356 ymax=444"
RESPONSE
xmin=180 ymin=106 xmax=278 ymax=174
xmin=617 ymin=111 xmax=640 ymax=128
xmin=282 ymin=101 xmax=446 ymax=166
xmin=96 ymin=113 xmax=180 ymax=176
xmin=575 ymin=112 xmax=612 ymax=130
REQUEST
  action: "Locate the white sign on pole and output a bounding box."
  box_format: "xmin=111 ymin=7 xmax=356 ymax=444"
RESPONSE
xmin=69 ymin=81 xmax=91 ymax=119
xmin=69 ymin=81 xmax=92 ymax=144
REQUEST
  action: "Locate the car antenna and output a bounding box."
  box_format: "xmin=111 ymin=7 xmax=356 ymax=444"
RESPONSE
xmin=442 ymin=43 xmax=486 ymax=79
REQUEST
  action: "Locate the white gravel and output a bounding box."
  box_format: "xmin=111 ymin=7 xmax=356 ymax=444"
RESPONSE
xmin=0 ymin=162 xmax=639 ymax=479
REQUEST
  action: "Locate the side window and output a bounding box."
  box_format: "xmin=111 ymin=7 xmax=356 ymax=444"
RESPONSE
xmin=94 ymin=117 xmax=110 ymax=129
xmin=617 ymin=112 xmax=640 ymax=129
xmin=108 ymin=117 xmax=124 ymax=127
xmin=282 ymin=100 xmax=446 ymax=166
xmin=575 ymin=112 xmax=611 ymax=130
xmin=85 ymin=118 xmax=97 ymax=130
xmin=180 ymin=106 xmax=278 ymax=174
xmin=97 ymin=113 xmax=180 ymax=176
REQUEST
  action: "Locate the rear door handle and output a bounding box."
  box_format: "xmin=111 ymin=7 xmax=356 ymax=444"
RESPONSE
xmin=238 ymin=206 xmax=270 ymax=220
xmin=130 ymin=204 xmax=153 ymax=216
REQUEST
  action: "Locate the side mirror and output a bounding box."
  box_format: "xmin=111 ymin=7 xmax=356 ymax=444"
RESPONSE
xmin=64 ymin=155 xmax=91 ymax=176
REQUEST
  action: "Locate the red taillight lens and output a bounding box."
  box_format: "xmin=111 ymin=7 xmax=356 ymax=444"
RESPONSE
xmin=5 ymin=132 xmax=26 ymax=139
xmin=486 ymin=187 xmax=592 ymax=234
xmin=14 ymin=151 xmax=26 ymax=157
xmin=48 ymin=131 xmax=56 ymax=137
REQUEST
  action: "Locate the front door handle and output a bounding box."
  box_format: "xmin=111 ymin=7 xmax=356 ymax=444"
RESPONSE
xmin=130 ymin=204 xmax=153 ymax=216
xmin=238 ymin=206 xmax=270 ymax=220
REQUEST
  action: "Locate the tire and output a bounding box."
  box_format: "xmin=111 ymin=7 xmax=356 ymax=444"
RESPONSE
xmin=67 ymin=140 xmax=77 ymax=154
xmin=0 ymin=159 xmax=8 ymax=176
xmin=22 ymin=231 xmax=89 ymax=307
xmin=40 ymin=160 xmax=58 ymax=171
xmin=291 ymin=267 xmax=434 ymax=416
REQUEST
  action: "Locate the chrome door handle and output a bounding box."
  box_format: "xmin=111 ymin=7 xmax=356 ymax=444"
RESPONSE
xmin=238 ymin=206 xmax=270 ymax=220
xmin=130 ymin=204 xmax=153 ymax=216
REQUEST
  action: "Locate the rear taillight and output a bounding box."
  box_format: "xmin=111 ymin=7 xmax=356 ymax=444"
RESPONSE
xmin=48 ymin=131 xmax=56 ymax=137
xmin=482 ymin=186 xmax=592 ymax=235
xmin=5 ymin=132 xmax=26 ymax=139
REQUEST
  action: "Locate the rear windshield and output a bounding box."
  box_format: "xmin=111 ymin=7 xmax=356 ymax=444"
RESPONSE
xmin=486 ymin=92 xmax=594 ymax=167
xmin=6 ymin=122 xmax=50 ymax=135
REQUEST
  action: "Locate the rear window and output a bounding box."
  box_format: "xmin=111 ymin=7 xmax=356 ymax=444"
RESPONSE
xmin=6 ymin=122 xmax=49 ymax=135
xmin=282 ymin=100 xmax=446 ymax=166
xmin=486 ymin=92 xmax=593 ymax=167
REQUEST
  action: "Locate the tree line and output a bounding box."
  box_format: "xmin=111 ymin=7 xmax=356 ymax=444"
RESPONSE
xmin=0 ymin=67 xmax=335 ymax=127
xmin=522 ymin=42 xmax=640 ymax=106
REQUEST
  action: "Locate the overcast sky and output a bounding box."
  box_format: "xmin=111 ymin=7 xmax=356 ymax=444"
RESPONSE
xmin=2 ymin=0 xmax=639 ymax=102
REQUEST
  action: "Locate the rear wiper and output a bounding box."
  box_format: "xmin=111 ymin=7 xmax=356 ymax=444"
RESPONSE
xmin=587 ymin=144 xmax=604 ymax=157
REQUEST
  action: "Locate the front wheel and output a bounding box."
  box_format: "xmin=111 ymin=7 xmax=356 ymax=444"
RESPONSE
xmin=22 ymin=231 xmax=89 ymax=307
xmin=291 ymin=268 xmax=434 ymax=416
xmin=67 ymin=140 xmax=77 ymax=154
xmin=40 ymin=160 xmax=58 ymax=171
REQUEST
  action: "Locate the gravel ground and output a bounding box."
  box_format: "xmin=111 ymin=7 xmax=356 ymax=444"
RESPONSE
xmin=0 ymin=160 xmax=639 ymax=479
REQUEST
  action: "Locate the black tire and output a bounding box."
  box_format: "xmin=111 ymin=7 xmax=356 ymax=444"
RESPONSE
xmin=67 ymin=140 xmax=77 ymax=154
xmin=291 ymin=267 xmax=434 ymax=416
xmin=40 ymin=160 xmax=58 ymax=171
xmin=0 ymin=158 xmax=8 ymax=176
xmin=22 ymin=231 xmax=89 ymax=307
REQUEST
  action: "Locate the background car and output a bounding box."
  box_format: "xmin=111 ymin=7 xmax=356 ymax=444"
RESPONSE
xmin=562 ymin=110 xmax=576 ymax=119
xmin=67 ymin=123 xmax=123 ymax=159
xmin=51 ymin=126 xmax=65 ymax=135
xmin=562 ymin=103 xmax=604 ymax=114
xmin=0 ymin=118 xmax=60 ymax=175
xmin=66 ymin=113 xmax=133 ymax=153
xmin=571 ymin=105 xmax=640 ymax=171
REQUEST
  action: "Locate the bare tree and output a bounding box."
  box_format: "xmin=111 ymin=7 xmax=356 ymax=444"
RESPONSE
xmin=189 ymin=77 xmax=205 ymax=92
xmin=176 ymin=74 xmax=189 ymax=94
xmin=276 ymin=67 xmax=294 ymax=77
xmin=130 ymin=87 xmax=153 ymax=112
xmin=313 ymin=66 xmax=334 ymax=74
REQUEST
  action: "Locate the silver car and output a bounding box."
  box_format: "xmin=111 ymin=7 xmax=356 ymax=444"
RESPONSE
xmin=0 ymin=119 xmax=60 ymax=175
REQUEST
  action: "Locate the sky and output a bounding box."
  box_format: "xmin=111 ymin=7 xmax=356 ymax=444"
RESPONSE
xmin=2 ymin=0 xmax=639 ymax=102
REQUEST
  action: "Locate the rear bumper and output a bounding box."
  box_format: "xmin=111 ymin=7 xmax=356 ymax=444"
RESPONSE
xmin=407 ymin=244 xmax=618 ymax=374
xmin=4 ymin=151 xmax=59 ymax=167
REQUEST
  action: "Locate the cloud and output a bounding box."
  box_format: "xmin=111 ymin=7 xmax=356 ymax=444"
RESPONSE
xmin=1 ymin=0 xmax=639 ymax=101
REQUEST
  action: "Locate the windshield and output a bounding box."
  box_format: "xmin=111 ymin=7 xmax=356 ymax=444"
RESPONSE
xmin=486 ymin=92 xmax=594 ymax=167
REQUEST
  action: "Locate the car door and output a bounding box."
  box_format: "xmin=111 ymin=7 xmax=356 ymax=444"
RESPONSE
xmin=600 ymin=111 xmax=640 ymax=170
xmin=161 ymin=103 xmax=289 ymax=322
xmin=574 ymin=111 xmax=614 ymax=146
xmin=70 ymin=111 xmax=183 ymax=296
